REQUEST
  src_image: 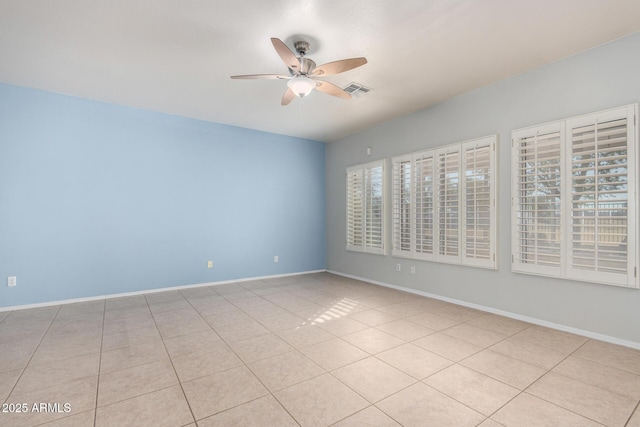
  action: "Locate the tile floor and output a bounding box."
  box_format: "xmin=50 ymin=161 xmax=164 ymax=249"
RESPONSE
xmin=0 ymin=272 xmax=639 ymax=426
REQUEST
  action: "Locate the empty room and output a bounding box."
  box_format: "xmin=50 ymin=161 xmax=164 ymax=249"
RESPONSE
xmin=1 ymin=1 xmax=640 ymax=426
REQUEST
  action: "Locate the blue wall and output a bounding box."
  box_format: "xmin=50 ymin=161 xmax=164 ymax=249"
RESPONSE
xmin=0 ymin=84 xmax=326 ymax=307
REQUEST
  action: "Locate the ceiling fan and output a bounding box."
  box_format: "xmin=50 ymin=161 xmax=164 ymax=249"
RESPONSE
xmin=231 ymin=38 xmax=367 ymax=105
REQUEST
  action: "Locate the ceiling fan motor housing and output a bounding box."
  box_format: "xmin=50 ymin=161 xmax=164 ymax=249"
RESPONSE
xmin=285 ymin=41 xmax=315 ymax=76
xmin=289 ymin=57 xmax=316 ymax=76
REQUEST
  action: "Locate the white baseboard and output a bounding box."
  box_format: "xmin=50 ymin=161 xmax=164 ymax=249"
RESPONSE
xmin=327 ymin=270 xmax=640 ymax=350
xmin=0 ymin=269 xmax=325 ymax=313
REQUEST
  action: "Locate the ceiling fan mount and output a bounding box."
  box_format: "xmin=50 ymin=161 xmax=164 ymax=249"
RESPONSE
xmin=231 ymin=37 xmax=368 ymax=105
xmin=293 ymin=40 xmax=310 ymax=56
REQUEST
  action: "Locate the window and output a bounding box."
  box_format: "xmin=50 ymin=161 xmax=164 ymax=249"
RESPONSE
xmin=347 ymin=160 xmax=385 ymax=254
xmin=392 ymin=136 xmax=497 ymax=269
xmin=512 ymin=104 xmax=638 ymax=288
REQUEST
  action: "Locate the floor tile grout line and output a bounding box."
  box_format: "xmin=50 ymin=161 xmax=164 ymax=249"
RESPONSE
xmin=525 ymin=336 xmax=640 ymax=397
xmin=249 ymin=375 xmax=307 ymax=427
xmin=210 ymin=284 xmax=360 ymax=350
xmin=493 ymin=337 xmax=619 ymax=426
xmin=462 ymin=336 xmax=547 ymax=423
xmin=446 ymin=322 xmax=593 ymax=375
xmin=376 ymin=377 xmax=488 ymax=424
xmin=483 ymin=391 xmax=524 ymax=426
xmin=144 ymin=293 xmax=198 ymax=426
xmin=91 ymin=298 xmax=107 ymax=427
xmin=515 ymin=390 xmax=609 ymax=426
xmin=326 ymin=357 xmax=419 ymax=408
xmin=624 ymin=400 xmax=640 ymax=427
xmin=372 ymin=401 xmax=414 ymax=427
xmin=2 ymin=305 xmax=61 ymax=406
xmin=372 ymin=350 xmax=452 ymax=382
xmin=205 ymin=278 xmax=402 ymax=422
xmin=31 ymin=409 xmax=95 ymax=427
xmin=457 ymin=313 xmax=532 ymax=337
xmin=330 ymin=404 xmax=411 ymax=427
xmin=93 ymin=384 xmax=181 ymax=413
xmin=93 ymin=382 xmax=178 ymax=412
xmin=245 ymin=350 xmax=329 ymax=390
xmin=218 ymin=279 xmax=380 ymax=335
xmin=455 ymin=350 xmax=543 ymax=390
xmin=412 ymin=321 xmax=557 ymax=422
xmin=406 ymin=332 xmax=483 ymax=364
xmin=0 ymin=311 xmax=12 ymax=324
xmin=196 ymin=393 xmax=302 ymax=426
xmin=423 ymin=335 xmax=546 ymax=420
xmin=178 ymin=286 xmax=304 ymax=425
xmin=15 ymin=304 xmax=107 ymax=425
xmin=327 ymin=405 xmax=376 ymax=427
xmin=333 ymin=341 xmax=513 ymax=423
xmin=420 ymin=382 xmax=489 ymax=420
xmin=435 ymin=315 xmax=527 ymax=350
xmin=525 ymin=354 xmax=640 ymax=413
xmin=3 ymin=306 xmax=105 ymax=424
xmin=570 ymin=341 xmax=640 ymax=377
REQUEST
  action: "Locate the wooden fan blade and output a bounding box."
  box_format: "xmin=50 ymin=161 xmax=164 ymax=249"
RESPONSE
xmin=281 ymin=87 xmax=296 ymax=106
xmin=271 ymin=38 xmax=299 ymax=71
xmin=230 ymin=74 xmax=288 ymax=79
xmin=315 ymin=81 xmax=351 ymax=100
xmin=311 ymin=57 xmax=367 ymax=76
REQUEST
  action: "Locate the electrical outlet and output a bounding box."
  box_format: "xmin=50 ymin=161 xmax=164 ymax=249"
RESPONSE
xmin=207 ymin=260 xmax=213 ymax=268
xmin=8 ymin=276 xmax=16 ymax=287
xmin=411 ymin=266 xmax=416 ymax=274
xmin=396 ymin=264 xmax=401 ymax=272
xmin=274 ymin=255 xmax=279 ymax=263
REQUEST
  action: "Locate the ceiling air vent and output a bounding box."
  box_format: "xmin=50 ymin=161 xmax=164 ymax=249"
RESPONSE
xmin=343 ymin=82 xmax=372 ymax=96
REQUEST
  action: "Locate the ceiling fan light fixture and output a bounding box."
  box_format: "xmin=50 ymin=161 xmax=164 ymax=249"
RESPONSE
xmin=287 ymin=76 xmax=316 ymax=97
xmin=231 ymin=38 xmax=367 ymax=105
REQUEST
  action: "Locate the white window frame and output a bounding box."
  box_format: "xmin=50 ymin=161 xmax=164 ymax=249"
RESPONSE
xmin=346 ymin=160 xmax=385 ymax=255
xmin=392 ymin=135 xmax=498 ymax=269
xmin=511 ymin=104 xmax=638 ymax=288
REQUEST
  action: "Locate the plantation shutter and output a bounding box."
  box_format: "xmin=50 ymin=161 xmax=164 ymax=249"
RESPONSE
xmin=512 ymin=123 xmax=563 ymax=276
xmin=437 ymin=148 xmax=461 ymax=262
xmin=346 ymin=161 xmax=385 ymax=254
xmin=346 ymin=168 xmax=364 ymax=251
xmin=415 ymin=152 xmax=435 ymax=259
xmin=365 ymin=163 xmax=384 ymax=252
xmin=392 ymin=156 xmax=412 ymax=256
xmin=391 ymin=136 xmax=498 ymax=269
xmin=566 ymin=106 xmax=637 ymax=286
xmin=462 ymin=137 xmax=496 ymax=268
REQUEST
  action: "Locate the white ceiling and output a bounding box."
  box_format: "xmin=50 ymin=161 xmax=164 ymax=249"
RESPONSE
xmin=1 ymin=1 xmax=639 ymax=142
